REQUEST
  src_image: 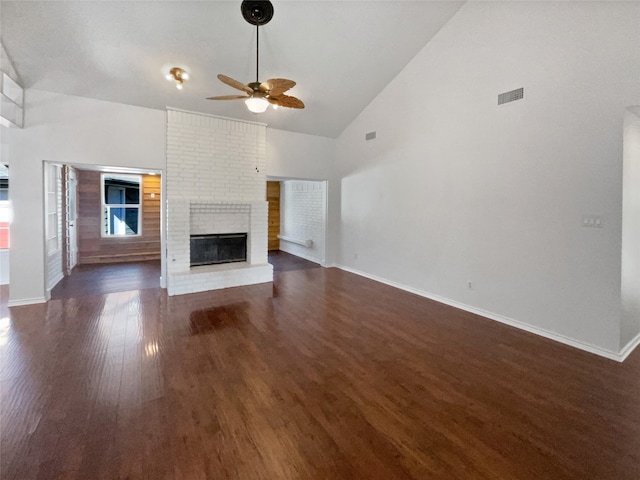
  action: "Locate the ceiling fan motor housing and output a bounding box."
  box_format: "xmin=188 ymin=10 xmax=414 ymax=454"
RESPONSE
xmin=241 ymin=0 xmax=274 ymax=26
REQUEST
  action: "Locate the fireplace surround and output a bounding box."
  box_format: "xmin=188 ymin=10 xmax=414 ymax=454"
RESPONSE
xmin=165 ymin=109 xmax=272 ymax=296
xmin=166 ymin=199 xmax=272 ymax=296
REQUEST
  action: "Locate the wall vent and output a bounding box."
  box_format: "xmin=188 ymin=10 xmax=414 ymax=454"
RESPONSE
xmin=498 ymin=87 xmax=524 ymax=105
xmin=365 ymin=131 xmax=376 ymax=141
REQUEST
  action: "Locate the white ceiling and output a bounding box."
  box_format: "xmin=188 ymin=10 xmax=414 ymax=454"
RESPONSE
xmin=1 ymin=1 xmax=464 ymax=138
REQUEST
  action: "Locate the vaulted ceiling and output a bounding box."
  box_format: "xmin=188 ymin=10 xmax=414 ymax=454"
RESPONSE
xmin=1 ymin=1 xmax=464 ymax=138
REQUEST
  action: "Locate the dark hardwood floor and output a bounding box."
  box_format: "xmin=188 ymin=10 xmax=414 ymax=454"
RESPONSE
xmin=2 ymin=265 xmax=640 ymax=479
xmin=49 ymin=253 xmax=314 ymax=300
xmin=50 ymin=260 xmax=161 ymax=300
xmin=268 ymin=250 xmax=321 ymax=272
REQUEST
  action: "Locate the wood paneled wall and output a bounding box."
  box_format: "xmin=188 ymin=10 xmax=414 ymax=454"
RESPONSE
xmin=77 ymin=170 xmax=161 ymax=264
xmin=267 ymin=181 xmax=280 ymax=251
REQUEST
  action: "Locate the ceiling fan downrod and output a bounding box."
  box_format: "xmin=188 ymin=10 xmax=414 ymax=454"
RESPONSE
xmin=256 ymin=23 xmax=259 ymax=84
xmin=241 ymin=1 xmax=273 ymax=87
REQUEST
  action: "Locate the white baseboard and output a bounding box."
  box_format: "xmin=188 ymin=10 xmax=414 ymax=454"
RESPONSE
xmin=279 ymin=244 xmax=323 ymax=266
xmin=336 ymin=264 xmax=630 ymax=363
xmin=8 ymin=296 xmax=47 ymax=307
xmin=620 ymin=331 xmax=640 ymax=362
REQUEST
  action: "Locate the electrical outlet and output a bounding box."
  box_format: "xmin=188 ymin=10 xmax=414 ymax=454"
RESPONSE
xmin=582 ymin=215 xmax=603 ymax=228
xmin=354 ymin=253 xmax=358 ymax=260
xmin=468 ymin=281 xmax=473 ymax=290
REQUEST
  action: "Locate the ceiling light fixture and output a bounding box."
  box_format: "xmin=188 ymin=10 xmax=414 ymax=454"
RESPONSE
xmin=245 ymin=95 xmax=270 ymax=113
xmin=166 ymin=67 xmax=189 ymax=90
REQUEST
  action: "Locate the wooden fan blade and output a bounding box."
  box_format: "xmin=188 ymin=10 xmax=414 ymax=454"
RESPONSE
xmin=269 ymin=94 xmax=305 ymax=109
xmin=217 ymin=74 xmax=253 ymax=94
xmin=260 ymin=78 xmax=296 ymax=96
xmin=206 ymin=95 xmax=248 ymax=101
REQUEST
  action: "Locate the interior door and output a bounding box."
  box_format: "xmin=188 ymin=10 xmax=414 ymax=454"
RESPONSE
xmin=67 ymin=168 xmax=78 ymax=270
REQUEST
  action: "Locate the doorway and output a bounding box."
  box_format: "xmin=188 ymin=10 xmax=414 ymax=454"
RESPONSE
xmin=0 ymin=164 xmax=9 ymax=285
xmin=266 ymin=178 xmax=327 ymax=266
xmin=44 ymin=163 xmax=163 ymax=297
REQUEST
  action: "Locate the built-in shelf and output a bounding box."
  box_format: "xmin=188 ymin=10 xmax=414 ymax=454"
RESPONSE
xmin=0 ymin=67 xmax=24 ymax=128
xmin=277 ymin=234 xmax=313 ymax=247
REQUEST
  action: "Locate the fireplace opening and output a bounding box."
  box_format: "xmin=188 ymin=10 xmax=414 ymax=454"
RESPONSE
xmin=190 ymin=233 xmax=247 ymax=267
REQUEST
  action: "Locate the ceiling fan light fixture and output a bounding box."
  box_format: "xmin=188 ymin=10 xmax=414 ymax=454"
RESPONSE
xmin=166 ymin=67 xmax=189 ymax=90
xmin=245 ymin=95 xmax=269 ymax=113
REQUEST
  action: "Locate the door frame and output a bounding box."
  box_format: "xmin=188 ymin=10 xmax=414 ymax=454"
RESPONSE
xmin=62 ymin=165 xmax=78 ymax=274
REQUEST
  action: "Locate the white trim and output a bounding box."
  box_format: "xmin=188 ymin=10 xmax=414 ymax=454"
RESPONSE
xmin=619 ymin=331 xmax=640 ymax=362
xmin=166 ymin=107 xmax=268 ymax=127
xmin=336 ymin=264 xmax=627 ymax=362
xmin=64 ymin=163 xmax=160 ymax=175
xmin=277 ymin=234 xmax=313 ymax=247
xmin=101 ymin=173 xmax=142 ymax=237
xmin=45 ymin=163 xmax=61 ymax=255
xmin=8 ymin=296 xmax=47 ymax=307
xmin=266 ymin=175 xmax=329 ymax=182
xmin=46 ymin=271 xmax=64 ymax=293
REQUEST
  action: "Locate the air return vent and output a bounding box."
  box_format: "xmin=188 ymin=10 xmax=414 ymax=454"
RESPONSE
xmin=365 ymin=131 xmax=376 ymax=141
xmin=498 ymin=87 xmax=524 ymax=105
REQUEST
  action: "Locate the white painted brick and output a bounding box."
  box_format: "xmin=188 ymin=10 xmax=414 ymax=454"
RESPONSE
xmin=279 ymin=180 xmax=326 ymax=264
xmin=166 ymin=109 xmax=270 ymax=294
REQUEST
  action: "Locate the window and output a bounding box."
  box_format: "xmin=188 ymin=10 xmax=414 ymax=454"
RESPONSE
xmin=102 ymin=174 xmax=141 ymax=236
xmin=0 ymin=164 xmax=9 ymax=249
xmin=46 ymin=164 xmax=60 ymax=254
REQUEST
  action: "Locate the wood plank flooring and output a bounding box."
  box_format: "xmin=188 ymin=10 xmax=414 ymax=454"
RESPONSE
xmin=50 ymin=260 xmax=161 ymax=300
xmin=2 ymin=265 xmax=640 ymax=479
xmin=268 ymin=250 xmax=321 ymax=272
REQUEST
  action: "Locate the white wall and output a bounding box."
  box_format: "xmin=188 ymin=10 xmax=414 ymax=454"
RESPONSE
xmin=266 ymin=128 xmax=334 ymax=181
xmin=621 ymin=107 xmax=640 ymax=349
xmin=0 ymin=251 xmax=8 ymax=285
xmin=280 ymin=180 xmax=326 ymax=264
xmin=334 ymin=1 xmax=640 ymax=355
xmin=7 ymin=89 xmax=165 ymax=305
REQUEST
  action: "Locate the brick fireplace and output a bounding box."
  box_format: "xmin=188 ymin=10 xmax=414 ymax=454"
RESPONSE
xmin=165 ymin=109 xmax=272 ymax=296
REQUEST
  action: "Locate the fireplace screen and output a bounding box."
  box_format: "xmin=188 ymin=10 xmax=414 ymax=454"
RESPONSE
xmin=190 ymin=233 xmax=247 ymax=267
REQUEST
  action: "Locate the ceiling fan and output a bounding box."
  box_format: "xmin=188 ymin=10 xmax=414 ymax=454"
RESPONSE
xmin=206 ymin=0 xmax=304 ymax=113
